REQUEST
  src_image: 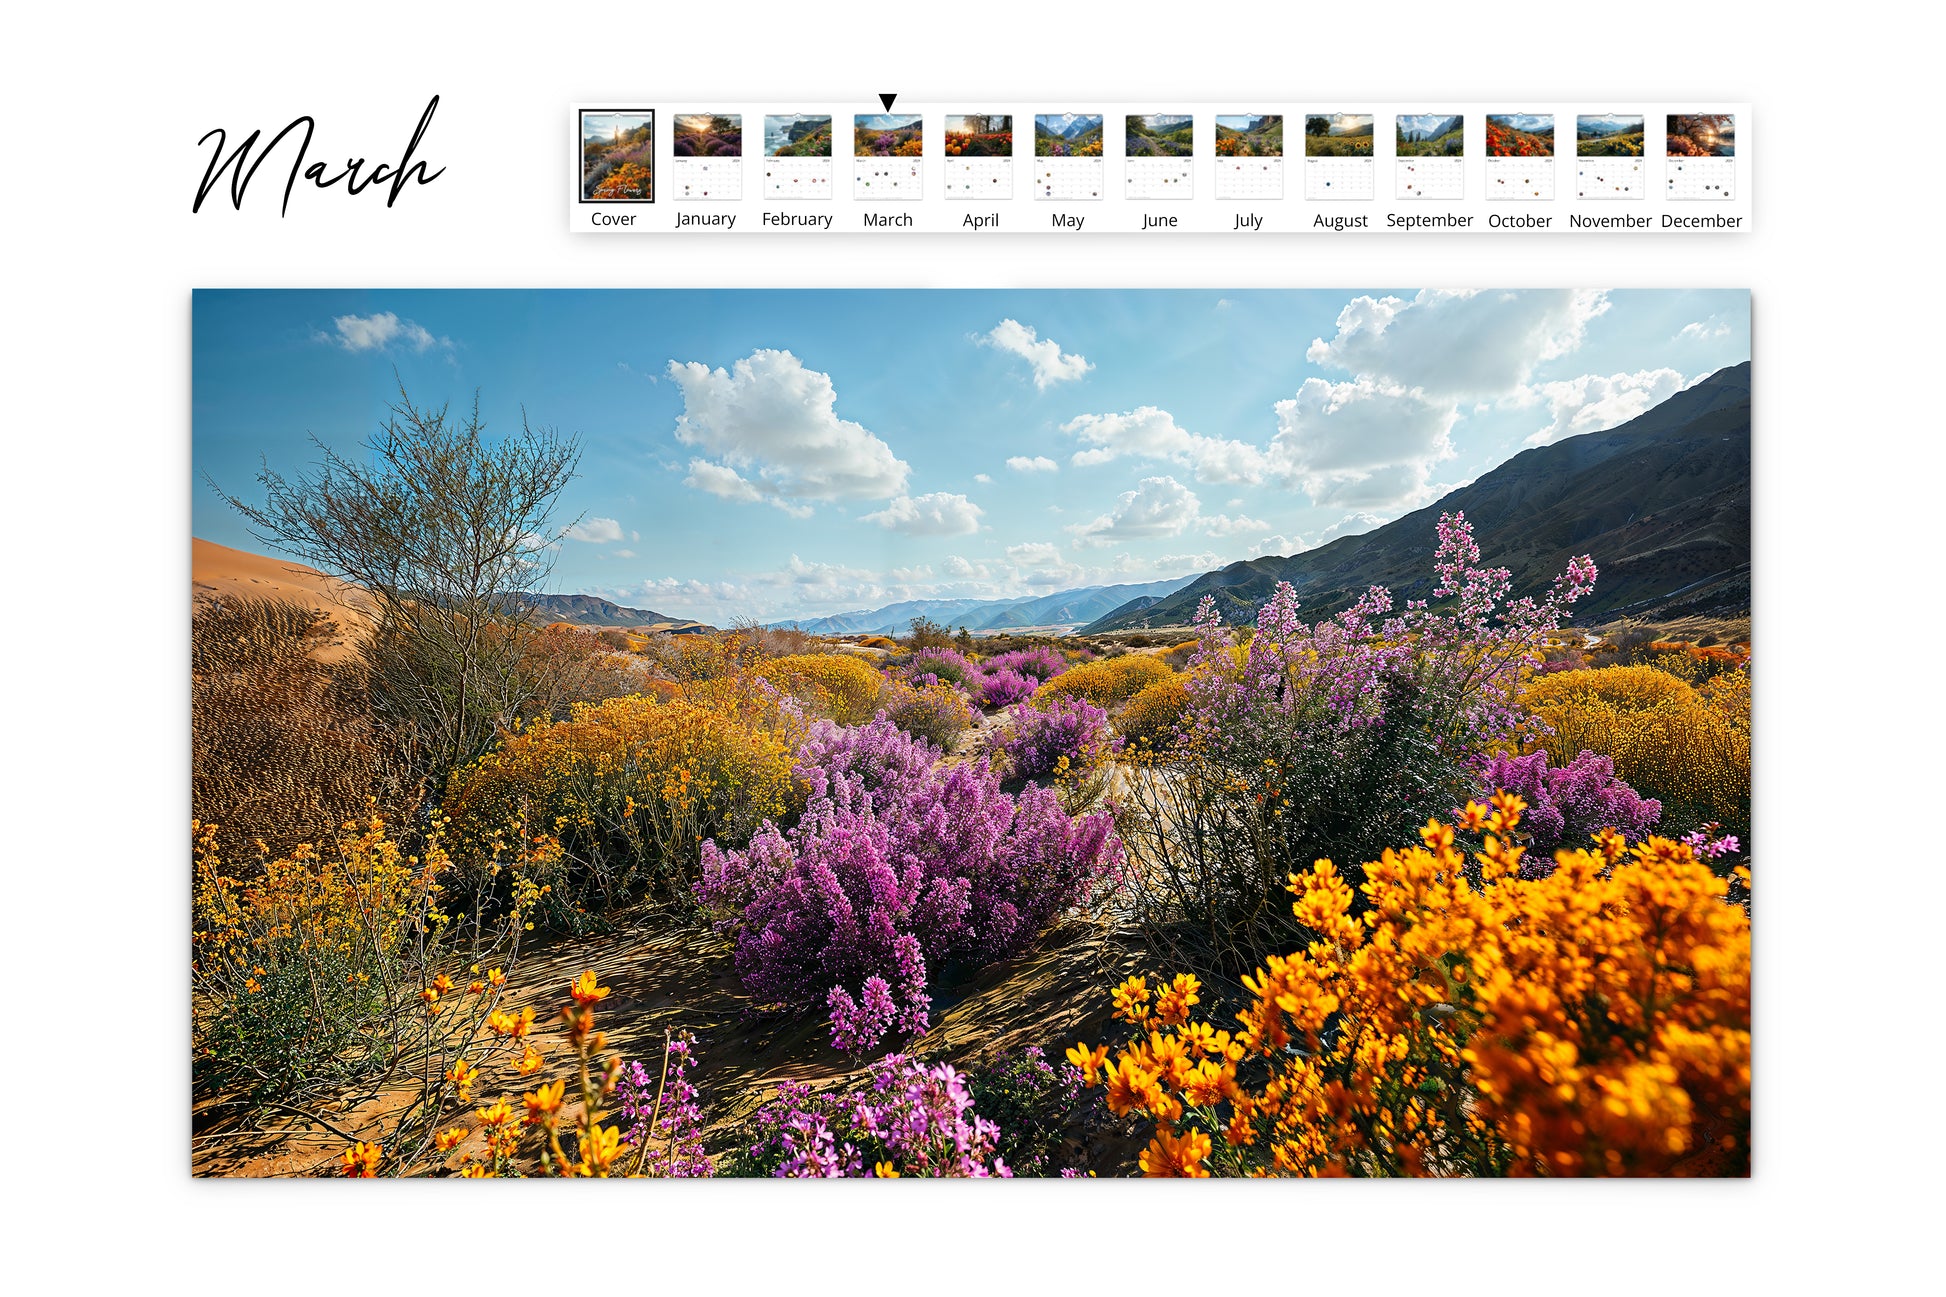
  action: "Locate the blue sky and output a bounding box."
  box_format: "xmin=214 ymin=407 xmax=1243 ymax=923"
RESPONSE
xmin=193 ymin=288 xmax=1750 ymax=623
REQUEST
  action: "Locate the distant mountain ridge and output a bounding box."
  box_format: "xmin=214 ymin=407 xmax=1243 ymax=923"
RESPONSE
xmin=771 ymin=575 xmax=1198 ymax=636
xmin=516 ymin=592 xmax=711 ymax=632
xmin=1084 ymin=362 xmax=1751 ymax=633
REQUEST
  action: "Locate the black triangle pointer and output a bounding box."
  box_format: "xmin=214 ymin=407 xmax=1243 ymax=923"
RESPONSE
xmin=879 ymin=93 xmax=897 ymax=111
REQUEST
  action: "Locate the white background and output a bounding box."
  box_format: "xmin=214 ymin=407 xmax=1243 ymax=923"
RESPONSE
xmin=3 ymin=2 xmax=1936 ymax=1292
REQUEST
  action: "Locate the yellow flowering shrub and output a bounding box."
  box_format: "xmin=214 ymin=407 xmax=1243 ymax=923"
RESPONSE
xmin=1115 ymin=675 xmax=1189 ymax=753
xmin=755 ymin=652 xmax=885 ymax=725
xmin=1036 ymin=654 xmax=1174 ymax=711
xmin=442 ymin=680 xmax=805 ymax=906
xmin=1071 ymin=796 xmax=1751 ymax=1177
xmin=1522 ymin=664 xmax=1751 ymax=836
xmin=192 ymin=815 xmax=547 ymax=1105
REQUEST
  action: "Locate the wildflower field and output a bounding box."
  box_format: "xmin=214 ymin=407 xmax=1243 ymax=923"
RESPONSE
xmin=192 ymin=508 xmax=1751 ymax=1179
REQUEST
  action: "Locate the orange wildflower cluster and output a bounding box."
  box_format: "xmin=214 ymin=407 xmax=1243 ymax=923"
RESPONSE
xmin=384 ymin=969 xmax=662 ymax=1179
xmin=1075 ymin=797 xmax=1751 ymax=1177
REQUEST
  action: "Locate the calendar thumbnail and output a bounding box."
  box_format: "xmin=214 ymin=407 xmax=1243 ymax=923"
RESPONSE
xmin=1396 ymin=113 xmax=1464 ymax=199
xmin=1215 ymin=114 xmax=1283 ymax=200
xmin=764 ymin=114 xmax=833 ymax=199
xmin=671 ymin=113 xmax=741 ymax=201
xmin=945 ymin=114 xmax=1013 ymax=199
xmin=580 ymin=110 xmax=654 ymax=202
xmin=1304 ymin=114 xmax=1373 ymax=199
xmin=1665 ymin=114 xmax=1736 ymax=201
xmin=854 ymin=114 xmax=923 ymax=199
xmin=1486 ymin=114 xmax=1554 ymax=201
xmin=1125 ymin=114 xmax=1193 ymax=199
xmin=1575 ymin=115 xmax=1644 ymax=199
xmin=1035 ymin=114 xmax=1104 ymax=200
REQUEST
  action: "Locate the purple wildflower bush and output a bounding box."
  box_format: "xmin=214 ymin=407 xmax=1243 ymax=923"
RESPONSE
xmin=977 ymin=665 xmax=1040 ymax=709
xmin=1476 ymin=749 xmax=1662 ymax=868
xmin=738 ymin=1054 xmax=1012 ymax=1177
xmin=695 ymin=718 xmax=1122 ymax=1053
xmin=982 ymin=646 xmax=1069 ymax=683
xmin=1120 ymin=512 xmax=1599 ymax=964
xmin=617 ymin=1031 xmax=713 ymax=1177
xmin=989 ymin=694 xmax=1117 ymax=784
xmin=900 ymin=646 xmax=976 ymax=690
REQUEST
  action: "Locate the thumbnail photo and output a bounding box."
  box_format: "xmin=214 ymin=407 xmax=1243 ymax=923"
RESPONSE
xmin=579 ymin=111 xmax=653 ymax=201
xmin=1035 ymin=113 xmax=1104 ymax=156
xmin=673 ymin=113 xmax=741 ymax=157
xmin=1215 ymin=114 xmax=1282 ymax=156
xmin=1577 ymin=114 xmax=1646 ymax=156
xmin=1126 ymin=114 xmax=1194 ymax=155
xmin=765 ymin=114 xmax=833 ymax=157
xmin=1304 ymin=114 xmax=1374 ymax=156
xmin=1396 ymin=113 xmax=1463 ymax=156
xmin=1486 ymin=114 xmax=1554 ymax=156
xmin=855 ymin=114 xmax=922 ymax=156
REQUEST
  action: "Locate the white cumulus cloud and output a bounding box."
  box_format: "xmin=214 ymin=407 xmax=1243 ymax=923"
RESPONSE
xmin=980 ymin=319 xmax=1092 ymax=389
xmin=1066 ymin=476 xmax=1204 ymax=548
xmin=861 ymin=492 xmax=985 ymax=536
xmin=1305 ymin=290 xmax=1609 ymax=398
xmin=1517 ymin=368 xmax=1688 ymax=446
xmin=322 ymin=311 xmax=451 ymax=353
xmin=563 ymin=516 xmax=623 ymax=544
xmin=668 ymin=349 xmax=910 ymax=510
xmin=1006 ymin=455 xmax=1059 ymax=474
xmin=1062 ymin=406 xmax=1271 ymax=485
xmin=1269 ymin=378 xmax=1457 ymax=509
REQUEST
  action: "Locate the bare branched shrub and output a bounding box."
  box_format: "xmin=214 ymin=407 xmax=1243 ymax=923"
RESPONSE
xmin=215 ymin=384 xmax=581 ymax=786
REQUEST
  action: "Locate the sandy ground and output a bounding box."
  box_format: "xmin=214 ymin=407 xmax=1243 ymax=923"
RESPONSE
xmin=191 ymin=909 xmax=1150 ymax=1178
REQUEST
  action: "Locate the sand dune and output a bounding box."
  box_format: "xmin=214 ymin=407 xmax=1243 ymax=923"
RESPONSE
xmin=192 ymin=537 xmax=373 ymax=659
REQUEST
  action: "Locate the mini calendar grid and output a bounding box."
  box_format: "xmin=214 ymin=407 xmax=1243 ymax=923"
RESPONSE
xmin=1576 ymin=158 xmax=1643 ymax=199
xmin=946 ymin=158 xmax=1013 ymax=199
xmin=764 ymin=157 xmax=831 ymax=198
xmin=1036 ymin=157 xmax=1104 ymax=200
xmin=1125 ymin=157 xmax=1192 ymax=199
xmin=670 ymin=157 xmax=742 ymax=201
xmin=1215 ymin=158 xmax=1282 ymax=200
xmin=1305 ymin=157 xmax=1374 ymax=200
xmin=1486 ymin=157 xmax=1554 ymax=200
xmin=1666 ymin=157 xmax=1735 ymax=200
xmin=855 ymin=159 xmax=922 ymax=199
xmin=1397 ymin=157 xmax=1464 ymax=200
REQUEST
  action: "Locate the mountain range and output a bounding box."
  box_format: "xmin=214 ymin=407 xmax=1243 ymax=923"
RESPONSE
xmin=1083 ymin=362 xmax=1752 ymax=633
xmin=1039 ymin=114 xmax=1101 ymax=139
xmin=769 ymin=575 xmax=1198 ymax=637
xmin=515 ymin=593 xmax=711 ymax=633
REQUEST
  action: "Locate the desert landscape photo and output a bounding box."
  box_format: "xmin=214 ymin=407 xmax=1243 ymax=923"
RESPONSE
xmin=191 ymin=288 xmax=1753 ymax=1179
